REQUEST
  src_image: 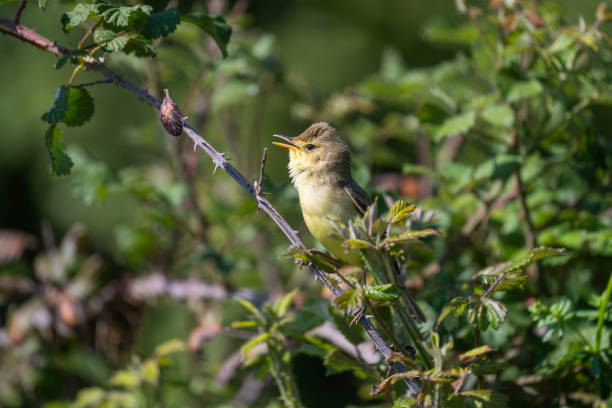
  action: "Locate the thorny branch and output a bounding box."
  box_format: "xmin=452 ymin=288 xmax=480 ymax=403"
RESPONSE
xmin=254 ymin=147 xmax=268 ymax=213
xmin=0 ymin=18 xmax=421 ymax=396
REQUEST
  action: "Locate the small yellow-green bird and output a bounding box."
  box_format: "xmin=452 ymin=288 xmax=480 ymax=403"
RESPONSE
xmin=273 ymin=122 xmax=371 ymax=265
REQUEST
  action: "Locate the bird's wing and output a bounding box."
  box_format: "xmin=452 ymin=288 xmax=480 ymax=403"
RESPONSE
xmin=343 ymin=180 xmax=372 ymax=216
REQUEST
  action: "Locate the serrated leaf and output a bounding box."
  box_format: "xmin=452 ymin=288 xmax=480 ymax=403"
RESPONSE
xmin=61 ymin=3 xmax=98 ymax=33
xmin=437 ymin=297 xmax=470 ymax=327
xmin=42 ymin=86 xmax=69 ymax=124
xmin=434 ymin=111 xmax=475 ymax=141
xmin=482 ymin=297 xmax=508 ymax=329
xmin=93 ymin=28 xmax=116 ymax=44
xmin=481 ymin=104 xmax=514 ymax=128
xmin=181 ymin=14 xmax=232 ymax=57
xmin=386 ymin=201 xmax=417 ymax=224
xmin=240 ymin=333 xmax=271 ymax=357
xmin=143 ymin=8 xmax=180 ymax=39
xmin=273 ymin=289 xmax=297 ymax=318
xmin=383 ymin=228 xmax=440 ymax=246
xmin=44 ymin=125 xmax=73 ymax=176
xmin=96 ymin=1 xmax=152 ymax=31
xmin=364 ymin=284 xmax=402 ymax=302
xmin=62 ymin=87 xmax=94 ymax=127
xmin=333 ymin=288 xmax=364 ymax=311
xmin=507 ymin=80 xmax=543 ymax=102
xmin=504 ymin=247 xmax=565 ymax=276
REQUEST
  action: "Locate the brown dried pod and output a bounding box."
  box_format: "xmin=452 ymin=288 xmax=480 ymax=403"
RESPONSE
xmin=160 ymin=88 xmax=184 ymax=137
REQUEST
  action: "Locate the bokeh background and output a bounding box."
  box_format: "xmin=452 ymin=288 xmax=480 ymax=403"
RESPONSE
xmin=1 ymin=0 xmax=611 ymax=407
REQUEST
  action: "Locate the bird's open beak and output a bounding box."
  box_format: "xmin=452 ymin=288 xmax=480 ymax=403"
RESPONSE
xmin=272 ymin=134 xmax=301 ymax=152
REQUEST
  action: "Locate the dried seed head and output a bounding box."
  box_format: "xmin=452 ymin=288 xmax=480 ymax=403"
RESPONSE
xmin=160 ymin=89 xmax=184 ymax=137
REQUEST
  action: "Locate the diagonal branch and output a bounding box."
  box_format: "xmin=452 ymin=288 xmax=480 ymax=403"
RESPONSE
xmin=0 ymin=19 xmax=421 ymax=396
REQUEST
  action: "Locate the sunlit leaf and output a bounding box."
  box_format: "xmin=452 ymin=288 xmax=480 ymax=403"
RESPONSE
xmin=240 ymin=333 xmax=271 ymax=357
xmin=434 ymin=111 xmax=475 ymax=141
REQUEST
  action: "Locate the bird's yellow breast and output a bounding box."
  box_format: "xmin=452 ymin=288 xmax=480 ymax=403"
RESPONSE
xmin=294 ymin=173 xmax=362 ymax=264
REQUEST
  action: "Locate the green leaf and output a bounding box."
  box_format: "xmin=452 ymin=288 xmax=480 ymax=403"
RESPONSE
xmin=386 ymin=201 xmax=417 ymax=224
xmin=473 ymin=154 xmax=521 ymax=182
xmin=481 ymin=297 xmax=508 ymax=329
xmin=480 ymin=104 xmax=514 ymax=128
xmin=140 ymin=359 xmax=159 ymax=384
xmin=295 ymin=300 xmax=330 ymax=332
xmin=484 ymin=247 xmax=566 ymax=278
xmin=458 ymin=345 xmax=494 ymax=360
xmin=181 ymin=14 xmax=232 ymax=57
xmin=93 ymin=29 xmax=116 ymax=45
xmin=402 ymin=164 xmax=437 ymax=177
xmin=143 ymin=8 xmax=180 ymax=39
xmin=434 ymin=111 xmax=475 ymax=141
xmin=235 ymin=297 xmax=264 ymax=322
xmin=31 ymin=0 xmax=47 ymax=10
xmin=42 ymin=86 xmax=94 ymax=126
xmin=273 ymin=289 xmax=297 ymax=318
xmin=342 ymin=238 xmax=373 ymax=250
xmin=109 ymin=370 xmax=140 ymax=389
xmin=154 ymin=338 xmax=185 ymax=356
xmin=44 ymin=125 xmax=73 ymax=176
xmin=507 ymin=80 xmax=543 ymax=102
xmin=333 ymin=288 xmax=364 ymax=311
xmin=324 ymin=349 xmax=367 ymax=377
xmin=364 ymin=284 xmax=402 ymax=302
xmin=74 ymin=387 xmax=105 ymax=406
xmin=437 ymin=297 xmax=470 ymax=328
xmin=458 ymin=389 xmax=507 ymax=407
xmin=61 ymin=3 xmax=98 ymax=33
xmin=42 ymin=86 xmax=69 ymax=124
xmin=54 ymin=56 xmax=70 ymax=70
xmin=230 ymin=320 xmax=258 ymax=329
xmin=96 ymin=1 xmax=152 ymax=31
xmin=69 ymin=148 xmax=115 ymax=205
xmin=62 ymin=87 xmax=94 ymax=127
xmin=240 ymin=333 xmax=271 ymax=357
xmin=383 ymin=228 xmax=440 ymax=246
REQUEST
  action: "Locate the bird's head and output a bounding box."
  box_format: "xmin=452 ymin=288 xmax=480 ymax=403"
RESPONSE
xmin=273 ymin=122 xmax=351 ymax=182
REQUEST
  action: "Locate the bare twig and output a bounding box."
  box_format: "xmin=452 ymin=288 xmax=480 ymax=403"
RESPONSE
xmin=13 ymin=1 xmax=26 ymax=25
xmin=71 ymin=78 xmax=113 ymax=88
xmin=0 ymin=20 xmax=421 ymax=397
xmin=254 ymin=148 xmax=269 ymax=213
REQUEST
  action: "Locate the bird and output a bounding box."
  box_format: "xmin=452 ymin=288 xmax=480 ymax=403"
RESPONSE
xmin=272 ymin=122 xmax=372 ymax=265
xmin=273 ymin=122 xmax=426 ymax=323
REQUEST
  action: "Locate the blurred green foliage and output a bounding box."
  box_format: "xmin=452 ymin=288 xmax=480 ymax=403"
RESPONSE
xmin=1 ymin=0 xmax=611 ymax=407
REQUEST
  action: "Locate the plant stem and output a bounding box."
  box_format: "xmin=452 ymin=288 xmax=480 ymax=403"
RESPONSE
xmin=267 ymin=347 xmax=304 ymax=408
xmin=595 ymin=272 xmax=612 ymax=353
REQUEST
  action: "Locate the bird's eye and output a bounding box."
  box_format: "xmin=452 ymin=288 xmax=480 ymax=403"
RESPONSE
xmin=305 ymin=144 xmax=316 ymax=151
